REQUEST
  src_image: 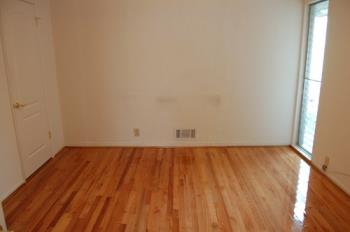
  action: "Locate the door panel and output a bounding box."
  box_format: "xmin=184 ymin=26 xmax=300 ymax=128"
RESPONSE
xmin=1 ymin=0 xmax=51 ymax=178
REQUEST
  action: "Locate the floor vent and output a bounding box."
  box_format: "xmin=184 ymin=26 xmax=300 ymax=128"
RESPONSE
xmin=175 ymin=129 xmax=196 ymax=139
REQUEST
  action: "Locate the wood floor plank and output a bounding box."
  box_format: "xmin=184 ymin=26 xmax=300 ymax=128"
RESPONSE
xmin=3 ymin=146 xmax=350 ymax=231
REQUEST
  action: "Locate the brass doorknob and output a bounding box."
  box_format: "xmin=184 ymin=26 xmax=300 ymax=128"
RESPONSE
xmin=13 ymin=102 xmax=26 ymax=109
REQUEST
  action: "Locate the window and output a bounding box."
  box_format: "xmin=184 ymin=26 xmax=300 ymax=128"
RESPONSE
xmin=298 ymin=0 xmax=329 ymax=155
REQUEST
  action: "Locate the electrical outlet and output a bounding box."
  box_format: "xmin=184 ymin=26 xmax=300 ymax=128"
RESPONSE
xmin=322 ymin=156 xmax=330 ymax=171
xmin=133 ymin=128 xmax=140 ymax=137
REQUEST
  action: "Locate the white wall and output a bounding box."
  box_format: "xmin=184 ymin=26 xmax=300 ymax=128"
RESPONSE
xmin=313 ymin=0 xmax=350 ymax=194
xmin=51 ymin=0 xmax=303 ymax=146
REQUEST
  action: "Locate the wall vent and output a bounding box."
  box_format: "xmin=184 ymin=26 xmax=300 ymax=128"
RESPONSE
xmin=175 ymin=129 xmax=196 ymax=139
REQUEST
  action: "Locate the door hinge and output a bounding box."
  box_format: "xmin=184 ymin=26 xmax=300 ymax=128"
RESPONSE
xmin=49 ymin=131 xmax=52 ymax=140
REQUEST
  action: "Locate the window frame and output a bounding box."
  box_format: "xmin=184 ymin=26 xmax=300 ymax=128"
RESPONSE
xmin=292 ymin=0 xmax=329 ymax=159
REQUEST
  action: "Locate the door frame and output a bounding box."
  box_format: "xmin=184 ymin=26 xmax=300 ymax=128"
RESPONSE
xmin=0 ymin=0 xmax=53 ymax=179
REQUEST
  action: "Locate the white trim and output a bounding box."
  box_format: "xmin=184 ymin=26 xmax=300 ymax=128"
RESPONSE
xmin=66 ymin=140 xmax=290 ymax=148
xmin=305 ymin=0 xmax=325 ymax=5
xmin=0 ymin=205 xmax=7 ymax=232
xmin=291 ymin=144 xmax=311 ymax=160
xmin=326 ymin=175 xmax=350 ymax=196
xmin=292 ymin=0 xmax=330 ymax=158
xmin=311 ymin=163 xmax=350 ymax=196
xmin=292 ymin=0 xmax=310 ymax=147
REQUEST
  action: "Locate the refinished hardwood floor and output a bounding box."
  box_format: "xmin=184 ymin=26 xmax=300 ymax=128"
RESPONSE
xmin=3 ymin=147 xmax=350 ymax=231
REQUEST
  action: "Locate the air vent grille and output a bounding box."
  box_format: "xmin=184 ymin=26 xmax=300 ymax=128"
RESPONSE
xmin=175 ymin=129 xmax=196 ymax=139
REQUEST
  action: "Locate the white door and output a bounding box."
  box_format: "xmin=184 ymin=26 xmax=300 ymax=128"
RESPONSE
xmin=0 ymin=0 xmax=52 ymax=178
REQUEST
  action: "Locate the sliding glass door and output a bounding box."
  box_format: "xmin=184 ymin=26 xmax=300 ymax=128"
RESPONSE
xmin=298 ymin=0 xmax=329 ymax=155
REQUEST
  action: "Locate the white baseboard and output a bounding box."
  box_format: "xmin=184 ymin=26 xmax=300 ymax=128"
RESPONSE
xmin=66 ymin=140 xmax=290 ymax=148
xmin=0 ymin=180 xmax=25 ymax=202
xmin=327 ymin=175 xmax=350 ymax=196
xmin=292 ymin=145 xmax=349 ymax=196
xmin=311 ymin=164 xmax=350 ymax=196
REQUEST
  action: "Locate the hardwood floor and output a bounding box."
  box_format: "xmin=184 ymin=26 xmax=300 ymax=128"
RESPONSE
xmin=3 ymin=147 xmax=350 ymax=231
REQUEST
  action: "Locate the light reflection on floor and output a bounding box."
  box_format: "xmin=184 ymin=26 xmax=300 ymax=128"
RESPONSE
xmin=293 ymin=160 xmax=311 ymax=223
